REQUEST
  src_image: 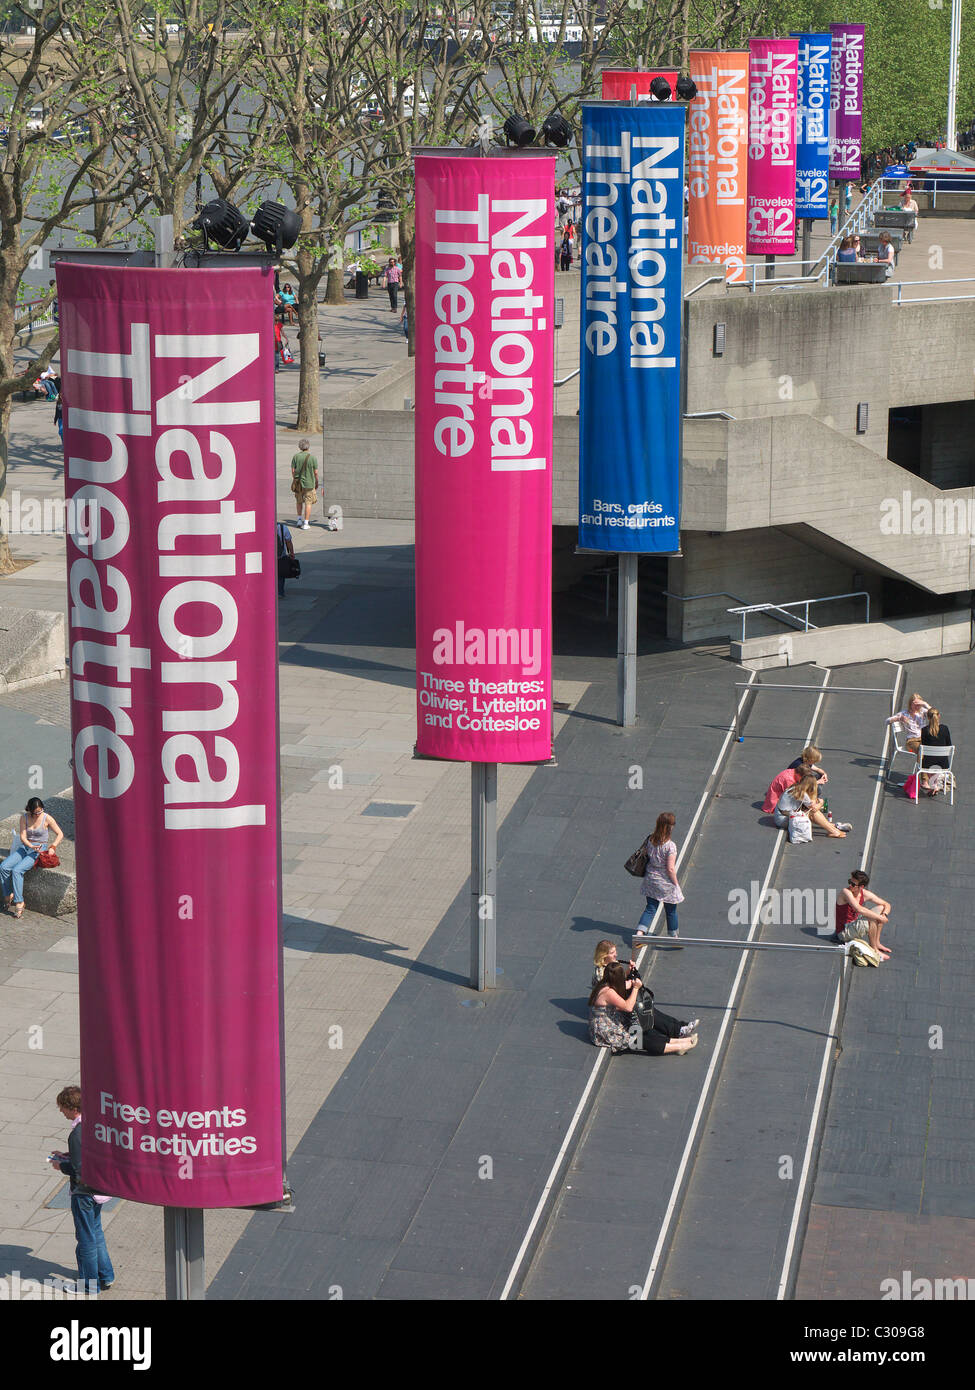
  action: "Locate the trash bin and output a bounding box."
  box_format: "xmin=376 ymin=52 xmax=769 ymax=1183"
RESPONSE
xmin=355 ymin=271 xmax=369 ymax=299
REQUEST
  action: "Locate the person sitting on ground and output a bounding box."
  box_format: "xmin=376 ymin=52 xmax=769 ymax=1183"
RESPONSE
xmin=588 ymin=962 xmax=698 ymax=1056
xmin=773 ymin=774 xmax=849 ymax=838
xmin=836 ymin=235 xmax=857 ymax=264
xmin=918 ymin=707 xmax=952 ymax=794
xmin=830 ymin=868 xmax=891 ymax=959
xmin=591 ymin=939 xmax=620 ymax=989
xmin=788 ymin=744 xmax=828 ymax=786
xmin=1 ymin=797 xmax=64 ymax=918
xmin=885 ymin=691 xmax=930 ymax=746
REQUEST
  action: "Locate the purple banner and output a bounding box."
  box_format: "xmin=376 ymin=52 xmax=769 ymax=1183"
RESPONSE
xmin=57 ymin=263 xmax=284 ymax=1208
xmin=829 ymin=22 xmax=864 ymax=180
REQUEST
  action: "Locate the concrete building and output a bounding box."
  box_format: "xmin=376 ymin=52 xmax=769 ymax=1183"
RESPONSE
xmin=323 ymin=244 xmax=975 ymax=669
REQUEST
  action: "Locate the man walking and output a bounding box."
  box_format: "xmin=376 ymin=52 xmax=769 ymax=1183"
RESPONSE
xmin=291 ymin=439 xmax=319 ymax=530
xmin=48 ymin=1085 xmax=115 ymax=1295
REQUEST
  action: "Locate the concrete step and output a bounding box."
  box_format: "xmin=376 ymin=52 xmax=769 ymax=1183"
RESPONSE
xmin=0 ymin=788 xmax=76 ymax=917
xmin=0 ymin=606 xmax=66 ymax=693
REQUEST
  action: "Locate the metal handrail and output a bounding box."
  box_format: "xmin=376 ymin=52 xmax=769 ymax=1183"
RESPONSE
xmin=663 ymin=589 xmax=825 ymax=637
xmin=684 ymin=275 xmax=726 ymax=299
xmin=727 ymin=590 xmax=870 ymax=641
xmin=893 ymin=276 xmax=975 ymax=306
xmin=554 ymin=367 xmax=579 ymax=388
xmin=683 ymin=410 xmax=737 ymax=420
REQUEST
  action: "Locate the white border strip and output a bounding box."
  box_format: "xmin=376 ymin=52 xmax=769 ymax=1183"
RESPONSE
xmin=774 ymin=660 xmax=903 ymax=1298
xmin=638 ymin=669 xmax=830 ymax=1299
xmin=498 ymin=670 xmax=758 ymax=1301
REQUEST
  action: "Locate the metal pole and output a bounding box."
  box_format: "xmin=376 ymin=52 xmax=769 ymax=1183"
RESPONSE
xmin=470 ymin=762 xmax=497 ymax=990
xmin=947 ymin=0 xmax=961 ymax=150
xmin=617 ymin=553 xmax=637 ymax=726
xmin=801 ymin=220 xmax=812 ymax=276
xmin=764 ymin=253 xmax=774 ymax=281
xmin=164 ymin=1207 xmax=205 ymax=1300
xmin=154 ymin=215 xmax=175 ymax=269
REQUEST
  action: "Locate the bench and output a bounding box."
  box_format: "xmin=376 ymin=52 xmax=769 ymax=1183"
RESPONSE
xmin=874 ymin=209 xmax=916 ymax=241
xmin=834 ymin=262 xmax=888 ymax=284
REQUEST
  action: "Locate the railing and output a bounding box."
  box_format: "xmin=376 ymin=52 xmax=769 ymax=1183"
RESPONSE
xmin=17 ymin=296 xmax=56 ymax=335
xmin=727 ymin=590 xmax=870 ymax=641
xmin=893 ymin=276 xmax=975 ymax=305
xmin=554 ymin=367 xmax=579 ymax=388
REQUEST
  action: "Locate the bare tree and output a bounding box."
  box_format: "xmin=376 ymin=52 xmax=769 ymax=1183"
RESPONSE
xmin=0 ymin=1 xmax=142 ymax=571
xmin=238 ymin=0 xmax=393 ymax=433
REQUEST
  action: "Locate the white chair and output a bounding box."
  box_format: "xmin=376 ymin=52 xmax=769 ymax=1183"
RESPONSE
xmin=914 ymin=746 xmax=956 ymax=806
xmin=888 ymin=728 xmax=917 ymax=784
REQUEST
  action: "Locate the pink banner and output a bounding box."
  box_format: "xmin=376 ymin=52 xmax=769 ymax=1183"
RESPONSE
xmin=414 ymin=154 xmax=554 ymax=763
xmin=746 ymin=38 xmax=799 ymax=255
xmin=57 ymin=264 xmax=284 ymax=1208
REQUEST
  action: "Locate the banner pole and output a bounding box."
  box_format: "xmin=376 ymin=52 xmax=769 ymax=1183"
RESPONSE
xmin=164 ymin=1207 xmax=205 ymax=1300
xmin=764 ymin=253 xmax=775 ymax=280
xmin=471 ymin=763 xmax=498 ymax=990
xmin=617 ymin=553 xmax=638 ymax=726
xmin=801 ymin=220 xmax=812 ymax=275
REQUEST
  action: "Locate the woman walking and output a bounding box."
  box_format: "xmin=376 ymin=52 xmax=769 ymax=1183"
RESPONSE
xmin=633 ymin=811 xmax=684 ymax=942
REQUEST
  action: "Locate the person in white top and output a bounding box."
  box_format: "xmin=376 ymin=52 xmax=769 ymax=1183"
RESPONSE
xmin=885 ymin=691 xmax=930 ymax=741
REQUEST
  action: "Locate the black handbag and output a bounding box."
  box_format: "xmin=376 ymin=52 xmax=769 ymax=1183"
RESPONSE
xmin=277 ymin=553 xmax=300 ymax=579
xmin=624 ymin=839 xmax=650 ymax=877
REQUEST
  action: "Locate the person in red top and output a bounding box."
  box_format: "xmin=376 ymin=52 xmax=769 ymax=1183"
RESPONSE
xmin=831 ymin=868 xmax=892 ymax=958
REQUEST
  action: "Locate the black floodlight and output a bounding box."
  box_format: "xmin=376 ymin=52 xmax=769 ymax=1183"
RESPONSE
xmin=192 ymin=198 xmax=249 ymax=251
xmin=675 ymin=75 xmax=698 ymax=101
xmin=251 ymin=200 xmax=300 ymax=255
xmin=649 ymin=76 xmax=672 ymax=101
xmin=541 ymin=112 xmax=572 ymax=148
xmin=503 ymin=114 xmax=536 ymax=147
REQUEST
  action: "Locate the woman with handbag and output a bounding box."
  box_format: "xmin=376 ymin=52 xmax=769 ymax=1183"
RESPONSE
xmin=588 ymin=963 xmax=698 ymax=1055
xmin=633 ymin=812 xmax=684 ymax=941
xmin=1 ymin=797 xmax=64 ymax=918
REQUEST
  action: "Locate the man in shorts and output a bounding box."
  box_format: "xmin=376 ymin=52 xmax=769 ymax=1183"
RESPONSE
xmin=831 ymin=868 xmax=892 ymax=959
xmin=291 ymin=439 xmax=319 ymax=529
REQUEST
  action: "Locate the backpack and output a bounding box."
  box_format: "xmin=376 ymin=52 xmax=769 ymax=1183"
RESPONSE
xmin=849 ymin=939 xmax=882 ymax=968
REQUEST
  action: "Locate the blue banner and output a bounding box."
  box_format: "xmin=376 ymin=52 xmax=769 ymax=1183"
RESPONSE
xmin=578 ymin=103 xmax=683 ymax=554
xmin=793 ymin=32 xmax=831 ymax=219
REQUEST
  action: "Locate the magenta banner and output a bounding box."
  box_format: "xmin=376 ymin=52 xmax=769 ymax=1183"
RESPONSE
xmin=746 ymin=37 xmax=799 ymax=255
xmin=414 ymin=153 xmax=554 ymax=762
xmin=57 ymin=263 xmax=284 ymax=1207
xmin=829 ymin=22 xmax=864 ymax=180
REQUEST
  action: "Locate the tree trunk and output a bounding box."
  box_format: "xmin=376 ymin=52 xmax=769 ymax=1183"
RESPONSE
xmin=294 ymin=244 xmax=322 ymax=433
xmin=325 ymin=265 xmax=345 ymax=304
xmin=0 ymin=284 xmax=19 ymax=574
xmin=399 ymin=207 xmax=416 ymax=358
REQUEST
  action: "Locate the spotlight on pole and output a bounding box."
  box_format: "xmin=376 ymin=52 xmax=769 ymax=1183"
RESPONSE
xmin=191 ymin=198 xmax=249 ymax=251
xmin=649 ymin=76 xmax=672 ymax=102
xmin=675 ymin=75 xmax=698 ymax=101
xmin=540 ymin=112 xmax=572 ymax=148
xmin=503 ymin=114 xmax=536 ymax=147
xmin=251 ymin=201 xmax=300 ymax=256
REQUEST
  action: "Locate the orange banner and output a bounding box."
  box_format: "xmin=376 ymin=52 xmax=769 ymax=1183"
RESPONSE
xmin=687 ymin=51 xmax=749 ymax=283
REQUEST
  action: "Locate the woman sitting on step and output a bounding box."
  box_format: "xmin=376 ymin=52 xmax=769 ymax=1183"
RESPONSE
xmin=1 ymin=797 xmax=64 ymax=919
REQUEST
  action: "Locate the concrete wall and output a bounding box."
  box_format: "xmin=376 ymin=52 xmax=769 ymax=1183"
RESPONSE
xmin=732 ymin=610 xmax=970 ymax=671
xmin=686 ymin=285 xmax=892 ymax=457
xmin=667 ymin=530 xmax=878 ymax=644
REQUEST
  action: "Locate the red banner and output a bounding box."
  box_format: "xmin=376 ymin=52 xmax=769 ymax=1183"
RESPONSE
xmin=601 ymin=70 xmax=679 ymax=101
xmin=57 ymin=264 xmax=284 ymax=1207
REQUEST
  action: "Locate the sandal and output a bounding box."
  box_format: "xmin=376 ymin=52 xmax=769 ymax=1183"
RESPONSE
xmin=12 ymin=903 xmax=24 ymax=919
